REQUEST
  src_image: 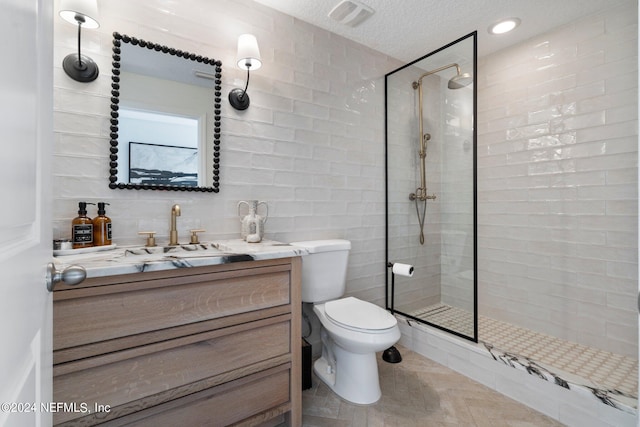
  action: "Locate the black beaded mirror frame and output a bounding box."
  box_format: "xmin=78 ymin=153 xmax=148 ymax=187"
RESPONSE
xmin=110 ymin=32 xmax=222 ymax=192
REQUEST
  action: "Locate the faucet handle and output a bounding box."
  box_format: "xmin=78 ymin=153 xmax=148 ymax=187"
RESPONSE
xmin=189 ymin=229 xmax=206 ymax=244
xmin=138 ymin=231 xmax=157 ymax=247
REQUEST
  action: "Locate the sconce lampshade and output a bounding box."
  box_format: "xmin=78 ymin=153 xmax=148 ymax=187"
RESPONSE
xmin=236 ymin=34 xmax=262 ymax=71
xmin=59 ymin=0 xmax=99 ymax=29
xmin=229 ymin=34 xmax=261 ymax=110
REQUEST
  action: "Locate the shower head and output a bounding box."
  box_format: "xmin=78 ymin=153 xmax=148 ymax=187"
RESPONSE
xmin=413 ymin=63 xmax=472 ymax=90
xmin=448 ymin=72 xmax=473 ymax=89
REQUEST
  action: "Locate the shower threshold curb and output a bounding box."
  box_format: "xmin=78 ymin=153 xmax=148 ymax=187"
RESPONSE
xmin=396 ymin=314 xmax=637 ymax=425
xmin=480 ymin=340 xmax=637 ymax=414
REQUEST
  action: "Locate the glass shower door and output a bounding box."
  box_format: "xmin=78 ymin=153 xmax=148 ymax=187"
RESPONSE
xmin=385 ymin=32 xmax=477 ymax=341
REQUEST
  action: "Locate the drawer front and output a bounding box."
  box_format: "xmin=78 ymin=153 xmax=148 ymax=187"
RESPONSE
xmin=54 ymin=320 xmax=290 ymax=425
xmin=54 ymin=270 xmax=290 ymax=350
xmin=110 ymin=367 xmax=290 ymax=427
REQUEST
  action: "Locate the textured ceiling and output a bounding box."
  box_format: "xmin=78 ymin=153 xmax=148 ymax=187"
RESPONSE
xmin=253 ymin=0 xmax=634 ymax=61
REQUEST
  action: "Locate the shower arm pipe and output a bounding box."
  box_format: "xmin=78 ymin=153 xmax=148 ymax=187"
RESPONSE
xmin=414 ymin=63 xmax=462 ymax=88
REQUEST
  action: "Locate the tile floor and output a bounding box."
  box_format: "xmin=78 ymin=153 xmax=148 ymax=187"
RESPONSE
xmin=301 ymin=345 xmax=565 ymax=426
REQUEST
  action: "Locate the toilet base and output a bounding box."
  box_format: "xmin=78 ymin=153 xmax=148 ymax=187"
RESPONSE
xmin=313 ymin=345 xmax=382 ymax=405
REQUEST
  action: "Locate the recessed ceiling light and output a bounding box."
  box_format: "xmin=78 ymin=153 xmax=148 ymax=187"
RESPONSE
xmin=488 ymin=17 xmax=521 ymax=35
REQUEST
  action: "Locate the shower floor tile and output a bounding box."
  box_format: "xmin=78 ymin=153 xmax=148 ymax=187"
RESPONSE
xmin=410 ymin=304 xmax=474 ymax=337
xmin=409 ymin=303 xmax=638 ymax=399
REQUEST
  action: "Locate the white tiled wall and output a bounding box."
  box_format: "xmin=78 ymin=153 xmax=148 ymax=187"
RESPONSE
xmin=53 ymin=0 xmax=638 ymax=360
xmin=52 ymin=0 xmax=401 ymax=306
xmin=477 ymin=3 xmax=638 ymax=357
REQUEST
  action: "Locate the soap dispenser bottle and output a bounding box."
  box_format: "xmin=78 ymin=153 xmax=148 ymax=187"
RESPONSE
xmin=93 ymin=202 xmax=112 ymax=246
xmin=72 ymin=202 xmax=95 ymax=249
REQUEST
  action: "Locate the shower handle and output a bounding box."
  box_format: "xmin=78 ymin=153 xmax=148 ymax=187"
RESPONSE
xmin=409 ymin=189 xmax=436 ymax=201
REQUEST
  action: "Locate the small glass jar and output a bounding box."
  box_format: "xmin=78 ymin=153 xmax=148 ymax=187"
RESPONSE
xmin=53 ymin=239 xmax=73 ymax=250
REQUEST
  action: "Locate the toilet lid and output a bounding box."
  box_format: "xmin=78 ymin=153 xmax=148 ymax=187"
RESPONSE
xmin=324 ymin=297 xmax=397 ymax=331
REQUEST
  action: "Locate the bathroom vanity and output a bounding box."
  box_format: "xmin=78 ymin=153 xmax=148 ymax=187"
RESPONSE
xmin=52 ymin=241 xmax=303 ymax=426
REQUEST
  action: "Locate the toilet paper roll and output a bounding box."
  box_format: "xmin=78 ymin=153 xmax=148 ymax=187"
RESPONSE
xmin=392 ymin=263 xmax=414 ymax=277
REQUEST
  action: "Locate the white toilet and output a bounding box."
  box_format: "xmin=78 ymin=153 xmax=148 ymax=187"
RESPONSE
xmin=291 ymin=239 xmax=400 ymax=405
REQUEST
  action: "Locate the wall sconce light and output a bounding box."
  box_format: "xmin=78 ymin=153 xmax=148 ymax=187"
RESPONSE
xmin=228 ymin=34 xmax=262 ymax=110
xmin=59 ymin=0 xmax=100 ymax=82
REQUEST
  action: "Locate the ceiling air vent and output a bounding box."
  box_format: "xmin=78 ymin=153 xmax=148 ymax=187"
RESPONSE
xmin=328 ymin=0 xmax=374 ymax=27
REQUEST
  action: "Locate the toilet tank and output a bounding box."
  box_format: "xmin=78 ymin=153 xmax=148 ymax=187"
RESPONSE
xmin=290 ymin=240 xmax=351 ymax=303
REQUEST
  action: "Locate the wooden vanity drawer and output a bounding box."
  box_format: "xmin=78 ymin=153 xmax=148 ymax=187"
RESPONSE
xmin=54 ymin=267 xmax=291 ymax=350
xmin=104 ymin=366 xmax=291 ymax=427
xmin=54 ymin=317 xmax=290 ymax=425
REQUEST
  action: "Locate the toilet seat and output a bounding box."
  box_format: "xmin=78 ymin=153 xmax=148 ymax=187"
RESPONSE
xmin=324 ymin=297 xmax=397 ymax=332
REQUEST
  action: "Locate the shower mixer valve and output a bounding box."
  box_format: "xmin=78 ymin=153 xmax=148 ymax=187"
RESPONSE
xmin=409 ymin=188 xmax=436 ymax=201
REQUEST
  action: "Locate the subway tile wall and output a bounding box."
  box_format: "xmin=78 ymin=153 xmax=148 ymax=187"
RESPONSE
xmin=52 ymin=0 xmax=401 ymax=305
xmin=477 ymin=3 xmax=638 ymax=357
xmin=53 ymin=0 xmax=638 ymax=359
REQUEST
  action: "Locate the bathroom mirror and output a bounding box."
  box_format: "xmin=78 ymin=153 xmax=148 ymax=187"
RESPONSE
xmin=110 ymin=32 xmax=222 ymax=192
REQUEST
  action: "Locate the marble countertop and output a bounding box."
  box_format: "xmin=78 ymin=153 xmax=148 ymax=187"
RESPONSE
xmin=52 ymin=239 xmax=308 ymax=279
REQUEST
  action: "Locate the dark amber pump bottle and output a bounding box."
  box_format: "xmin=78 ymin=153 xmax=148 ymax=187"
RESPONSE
xmin=93 ymin=202 xmax=112 ymax=246
xmin=72 ymin=202 xmax=95 ymax=249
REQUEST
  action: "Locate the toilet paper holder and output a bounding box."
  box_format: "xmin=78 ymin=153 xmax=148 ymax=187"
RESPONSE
xmin=386 ymin=262 xmax=414 ymax=315
xmin=384 ymin=262 xmax=414 ymax=364
xmin=388 ymin=262 xmax=414 ymax=277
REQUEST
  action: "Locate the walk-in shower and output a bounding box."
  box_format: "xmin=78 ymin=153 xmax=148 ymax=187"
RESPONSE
xmin=385 ymin=32 xmax=477 ymax=341
xmin=385 ymin=27 xmax=638 ymax=414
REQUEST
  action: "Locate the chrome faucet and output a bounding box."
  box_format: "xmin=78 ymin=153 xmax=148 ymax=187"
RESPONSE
xmin=169 ymin=204 xmax=181 ymax=246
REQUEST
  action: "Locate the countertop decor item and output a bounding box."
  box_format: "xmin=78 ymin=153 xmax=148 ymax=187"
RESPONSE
xmin=238 ymin=200 xmax=268 ymax=242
